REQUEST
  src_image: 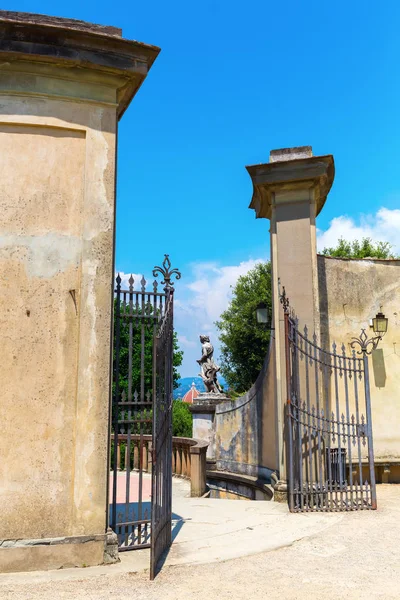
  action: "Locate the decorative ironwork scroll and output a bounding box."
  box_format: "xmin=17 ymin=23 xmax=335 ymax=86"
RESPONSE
xmin=285 ymin=310 xmax=377 ymax=512
xmin=153 ymin=254 xmax=181 ymax=290
xmin=350 ymin=329 xmax=381 ymax=356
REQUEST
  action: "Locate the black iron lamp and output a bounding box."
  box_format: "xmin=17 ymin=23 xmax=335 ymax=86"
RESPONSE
xmin=372 ymin=311 xmax=388 ymax=338
xmin=256 ymin=302 xmax=269 ymax=325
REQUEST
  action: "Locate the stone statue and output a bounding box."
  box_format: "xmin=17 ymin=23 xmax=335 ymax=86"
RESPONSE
xmin=196 ymin=335 xmax=223 ymax=394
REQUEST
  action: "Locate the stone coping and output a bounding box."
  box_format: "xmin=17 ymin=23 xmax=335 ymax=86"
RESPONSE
xmin=361 ymin=458 xmax=400 ymax=465
xmin=318 ymin=254 xmax=400 ymax=263
xmin=0 ymin=533 xmax=106 ymax=548
xmin=111 ymin=433 xmax=208 ymax=454
xmin=0 ymin=10 xmax=160 ymax=118
xmin=246 ymin=154 xmax=334 ymax=219
xmin=189 ymin=394 xmax=231 ymax=413
xmin=0 ymin=10 xmax=122 ymax=36
xmin=206 ymin=469 xmax=274 ymax=499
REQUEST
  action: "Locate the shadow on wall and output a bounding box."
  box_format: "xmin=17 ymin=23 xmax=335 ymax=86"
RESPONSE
xmin=318 ymin=255 xmax=391 ymax=391
xmin=372 ymin=349 xmax=386 ymax=388
xmin=213 ymin=335 xmax=277 ymax=481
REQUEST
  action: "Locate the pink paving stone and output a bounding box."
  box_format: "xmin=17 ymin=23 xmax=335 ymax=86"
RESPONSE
xmin=109 ymin=471 xmax=152 ymax=503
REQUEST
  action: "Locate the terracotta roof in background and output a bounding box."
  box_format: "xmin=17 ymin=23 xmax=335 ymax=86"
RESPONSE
xmin=182 ymin=382 xmax=200 ymax=404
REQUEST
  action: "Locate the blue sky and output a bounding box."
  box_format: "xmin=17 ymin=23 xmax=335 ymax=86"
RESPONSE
xmin=8 ymin=0 xmax=400 ymax=375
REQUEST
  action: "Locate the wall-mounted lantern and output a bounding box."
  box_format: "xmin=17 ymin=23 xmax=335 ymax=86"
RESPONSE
xmin=256 ymin=301 xmax=269 ymax=325
xmin=351 ymin=309 xmax=388 ymax=355
xmin=372 ymin=311 xmax=388 ymax=338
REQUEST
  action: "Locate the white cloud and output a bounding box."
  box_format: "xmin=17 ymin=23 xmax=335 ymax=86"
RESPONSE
xmin=177 ymin=335 xmax=197 ymax=349
xmin=114 ymin=259 xmax=266 ymax=377
xmin=317 ymin=208 xmax=400 ymax=255
xmin=174 ymin=258 xmax=265 ymax=376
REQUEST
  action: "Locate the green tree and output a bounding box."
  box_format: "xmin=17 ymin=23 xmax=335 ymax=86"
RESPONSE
xmin=113 ymin=299 xmax=183 ymax=399
xmin=322 ymin=237 xmax=395 ymax=259
xmin=215 ymin=262 xmax=272 ymax=393
xmin=172 ymin=400 xmax=193 ymax=437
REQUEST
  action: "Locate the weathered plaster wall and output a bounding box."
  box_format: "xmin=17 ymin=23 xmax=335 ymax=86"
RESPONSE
xmin=214 ymin=338 xmax=277 ymax=480
xmin=0 ymin=95 xmax=116 ymax=551
xmin=0 ymin=11 xmax=159 ymax=572
xmin=318 ymin=255 xmax=400 ymax=462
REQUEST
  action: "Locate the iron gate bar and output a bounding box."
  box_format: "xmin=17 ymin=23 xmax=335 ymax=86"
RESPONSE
xmin=110 ymin=256 xmax=180 ymax=578
xmin=150 ymin=256 xmax=180 ymax=580
xmin=110 ymin=259 xmax=177 ymax=560
xmin=111 ymin=270 xmax=161 ymax=550
xmin=282 ymin=288 xmax=377 ymax=513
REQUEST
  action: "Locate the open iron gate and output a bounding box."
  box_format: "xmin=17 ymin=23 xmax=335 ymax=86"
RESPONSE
xmin=150 ymin=269 xmax=175 ymax=579
xmin=282 ymin=292 xmax=377 ymax=512
xmin=110 ymin=255 xmax=180 ymax=579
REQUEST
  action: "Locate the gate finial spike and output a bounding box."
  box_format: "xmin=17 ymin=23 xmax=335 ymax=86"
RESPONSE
xmin=153 ymin=254 xmax=181 ymax=290
xmin=129 ymin=275 xmax=134 ymax=292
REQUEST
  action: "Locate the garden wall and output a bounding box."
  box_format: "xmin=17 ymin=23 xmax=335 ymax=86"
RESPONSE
xmin=214 ymin=337 xmax=278 ymax=481
xmin=318 ymin=255 xmax=400 ymax=468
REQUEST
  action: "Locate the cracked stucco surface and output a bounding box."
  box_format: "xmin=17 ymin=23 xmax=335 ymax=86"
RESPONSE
xmin=318 ymin=256 xmax=400 ymax=464
xmin=0 ymin=98 xmax=116 ymax=549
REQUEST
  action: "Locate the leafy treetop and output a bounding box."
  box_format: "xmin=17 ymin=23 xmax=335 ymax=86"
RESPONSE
xmin=321 ymin=237 xmax=396 ymax=259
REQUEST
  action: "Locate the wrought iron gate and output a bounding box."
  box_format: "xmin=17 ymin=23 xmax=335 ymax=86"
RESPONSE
xmin=150 ymin=264 xmax=175 ymax=579
xmin=283 ymin=294 xmax=377 ymax=512
xmin=110 ymin=255 xmax=180 ymax=578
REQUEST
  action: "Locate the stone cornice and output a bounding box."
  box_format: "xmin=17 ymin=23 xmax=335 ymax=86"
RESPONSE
xmin=246 ymin=154 xmax=335 ymax=220
xmin=0 ymin=11 xmax=160 ymax=119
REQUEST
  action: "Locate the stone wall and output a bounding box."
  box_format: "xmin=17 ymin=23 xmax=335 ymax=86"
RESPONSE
xmin=0 ymin=11 xmax=159 ymax=572
xmin=214 ymin=337 xmax=278 ymax=481
xmin=318 ymin=255 xmax=400 ymax=466
xmin=0 ymin=98 xmax=116 ymax=546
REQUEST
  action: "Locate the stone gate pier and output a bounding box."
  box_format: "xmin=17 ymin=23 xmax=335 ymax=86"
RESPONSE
xmin=0 ymin=11 xmax=159 ymax=572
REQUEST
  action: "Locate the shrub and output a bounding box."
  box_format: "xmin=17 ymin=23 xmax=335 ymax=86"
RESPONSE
xmin=172 ymin=400 xmax=193 ymax=438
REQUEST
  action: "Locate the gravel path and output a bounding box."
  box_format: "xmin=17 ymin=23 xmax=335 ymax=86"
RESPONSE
xmin=2 ymin=485 xmax=400 ymax=600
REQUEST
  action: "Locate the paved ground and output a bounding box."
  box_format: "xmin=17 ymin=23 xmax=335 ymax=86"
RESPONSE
xmin=1 ymin=484 xmax=399 ymax=599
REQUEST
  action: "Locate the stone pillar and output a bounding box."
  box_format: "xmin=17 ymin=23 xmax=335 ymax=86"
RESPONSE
xmin=189 ymin=440 xmax=208 ymax=497
xmin=190 ymin=394 xmax=230 ymax=462
xmin=246 ymin=147 xmax=334 ymax=488
xmin=0 ymin=11 xmax=159 ymax=572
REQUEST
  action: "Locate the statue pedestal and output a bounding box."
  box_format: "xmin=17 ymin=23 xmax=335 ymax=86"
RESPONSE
xmin=190 ymin=393 xmax=230 ymax=460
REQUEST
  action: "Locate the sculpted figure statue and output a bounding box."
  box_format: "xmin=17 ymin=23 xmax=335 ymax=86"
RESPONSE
xmin=196 ymin=335 xmax=223 ymax=394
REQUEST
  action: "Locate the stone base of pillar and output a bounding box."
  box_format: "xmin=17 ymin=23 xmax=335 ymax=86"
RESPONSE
xmin=189 ymin=393 xmax=230 ymax=460
xmin=103 ymin=528 xmax=120 ymax=565
xmin=0 ymin=533 xmax=108 ymax=573
xmin=273 ymin=479 xmax=288 ymax=503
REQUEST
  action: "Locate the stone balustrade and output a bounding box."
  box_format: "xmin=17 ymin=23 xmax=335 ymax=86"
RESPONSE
xmin=111 ymin=434 xmax=208 ymax=497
